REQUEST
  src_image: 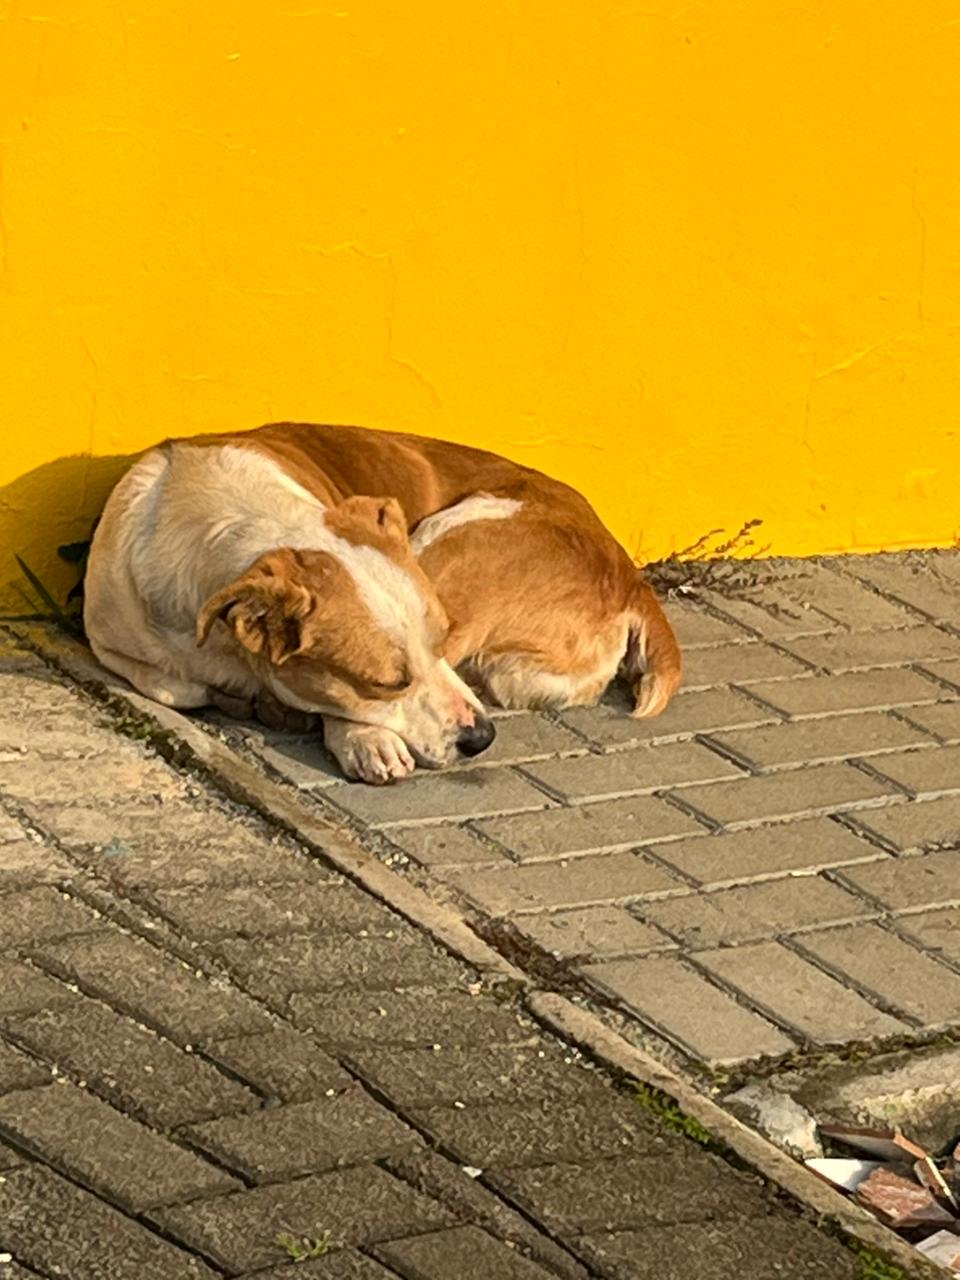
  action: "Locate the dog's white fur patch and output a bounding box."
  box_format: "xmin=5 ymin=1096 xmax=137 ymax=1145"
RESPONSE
xmin=411 ymin=493 xmax=522 ymax=554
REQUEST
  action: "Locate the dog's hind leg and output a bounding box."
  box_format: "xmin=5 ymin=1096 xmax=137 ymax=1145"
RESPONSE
xmin=91 ymin=643 xmax=211 ymax=708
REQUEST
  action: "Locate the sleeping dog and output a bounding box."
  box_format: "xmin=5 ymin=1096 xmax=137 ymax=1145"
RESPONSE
xmin=84 ymin=422 xmax=682 ymax=783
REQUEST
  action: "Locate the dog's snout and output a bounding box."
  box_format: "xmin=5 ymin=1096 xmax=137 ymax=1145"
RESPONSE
xmin=456 ymin=715 xmax=496 ymax=758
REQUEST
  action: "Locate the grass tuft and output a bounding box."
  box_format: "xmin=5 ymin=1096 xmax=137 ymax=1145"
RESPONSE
xmin=275 ymin=1231 xmax=332 ymax=1262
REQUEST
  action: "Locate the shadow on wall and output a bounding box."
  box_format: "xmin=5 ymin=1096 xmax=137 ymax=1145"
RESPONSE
xmin=0 ymin=453 xmax=140 ymax=613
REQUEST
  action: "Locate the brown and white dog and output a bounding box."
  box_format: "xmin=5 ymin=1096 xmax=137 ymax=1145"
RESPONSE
xmin=84 ymin=423 xmax=681 ymax=783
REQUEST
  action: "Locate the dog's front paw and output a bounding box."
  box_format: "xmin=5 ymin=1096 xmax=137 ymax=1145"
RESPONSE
xmin=324 ymin=720 xmax=415 ymax=785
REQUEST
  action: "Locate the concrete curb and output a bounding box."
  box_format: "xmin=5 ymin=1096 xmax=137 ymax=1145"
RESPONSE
xmin=15 ymin=623 xmax=947 ymax=1280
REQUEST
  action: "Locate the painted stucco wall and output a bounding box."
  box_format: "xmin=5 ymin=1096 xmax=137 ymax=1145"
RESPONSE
xmin=2 ymin=0 xmax=959 ymax=608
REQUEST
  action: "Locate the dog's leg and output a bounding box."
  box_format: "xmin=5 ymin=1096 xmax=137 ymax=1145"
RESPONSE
xmin=323 ymin=717 xmax=416 ymax=785
xmin=92 ymin=645 xmax=210 ymax=708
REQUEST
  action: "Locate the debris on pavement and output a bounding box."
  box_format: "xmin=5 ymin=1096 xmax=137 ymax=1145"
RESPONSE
xmin=807 ymin=1122 xmax=960 ymax=1269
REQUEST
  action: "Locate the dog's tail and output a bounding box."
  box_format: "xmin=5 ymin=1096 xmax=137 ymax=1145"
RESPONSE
xmin=623 ymin=572 xmax=682 ymax=718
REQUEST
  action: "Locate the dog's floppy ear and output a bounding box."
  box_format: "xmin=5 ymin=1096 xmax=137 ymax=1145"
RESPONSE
xmin=325 ymin=495 xmax=409 ymax=549
xmin=196 ymin=549 xmax=315 ymax=665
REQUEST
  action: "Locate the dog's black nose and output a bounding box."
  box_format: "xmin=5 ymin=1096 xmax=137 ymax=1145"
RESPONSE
xmin=456 ymin=716 xmax=496 ymax=757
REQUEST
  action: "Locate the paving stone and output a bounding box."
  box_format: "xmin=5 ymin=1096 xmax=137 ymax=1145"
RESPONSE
xmin=697 ymin=942 xmax=907 ymax=1043
xmin=0 ymin=1082 xmax=238 ymax=1210
xmin=255 ymin=735 xmax=343 ymax=786
xmin=918 ymin=658 xmax=960 ymax=691
xmin=245 ymin=1255 xmax=395 ymax=1280
xmin=0 ymin=885 xmax=99 ymax=948
xmin=0 ymin=1163 xmax=218 ymax=1279
xmin=663 ymin=604 xmax=753 ymax=647
xmin=742 ymin=669 xmax=944 ymax=718
xmin=152 ymin=1164 xmax=456 ymax=1274
xmin=151 ymin=880 xmax=397 ymax=940
xmin=205 ymin=1028 xmax=353 ymax=1101
xmin=184 ymin=1085 xmax=420 ymax=1182
xmin=0 ymin=1040 xmax=52 ymax=1093
xmin=376 ymin=1225 xmax=554 ymax=1279
xmin=3 ymin=994 xmax=257 ymax=1127
xmin=412 ymin=1093 xmax=671 ymax=1168
xmin=347 ymin=1042 xmax=598 ymax=1109
xmin=328 ymin=769 xmax=550 ymax=827
xmin=0 ymin=1136 xmax=27 ymax=1169
xmin=462 ymin=715 xmax=586 ymax=766
xmin=34 ymin=929 xmax=271 ymax=1044
xmin=0 ymin=958 xmax=74 ymax=1016
xmin=0 ymin=839 xmax=78 ymax=889
xmin=0 ymin=672 xmax=95 ymax=720
xmin=798 ymin=923 xmax=960 ymax=1026
xmin=866 ymin=745 xmax=960 ymax=798
xmin=0 ymin=724 xmax=120 ymax=761
xmin=845 ymin=552 xmax=960 ymax=620
xmin=215 ymin=930 xmax=468 ymax=1003
xmin=511 ymin=907 xmax=672 ymax=958
xmin=386 ymin=823 xmax=510 ymax=867
xmin=492 ymin=1152 xmax=768 ymax=1234
xmin=898 ymin=700 xmax=960 ymax=743
xmin=708 ymin=712 xmax=933 ymax=771
xmin=0 ymin=811 xmax=28 ymax=841
xmin=681 ymin=643 xmax=810 ymax=689
xmin=786 ymin=625 xmax=960 ymax=673
xmin=673 ymin=763 xmax=900 ymax=828
xmin=851 ymin=794 xmax=960 ymax=851
xmin=447 ymin=853 xmax=680 ymax=916
xmin=643 ymin=877 xmax=871 ymax=948
xmin=0 ymin=755 xmax=186 ymax=805
xmin=289 ymin=989 xmax=535 ymax=1049
xmin=583 ymin=957 xmax=793 ymax=1063
xmin=696 ymin=588 xmax=840 ymax=638
xmin=894 ymin=907 xmax=960 ymax=962
xmin=576 ymin=1216 xmax=859 ymax=1280
xmin=473 ymin=794 xmax=704 ymax=861
xmin=560 ymin=687 xmax=781 ymax=749
xmin=524 ymin=742 xmax=743 ymax=802
xmin=654 ymin=818 xmax=881 ymax=888
xmin=839 ymin=850 xmax=960 ymax=911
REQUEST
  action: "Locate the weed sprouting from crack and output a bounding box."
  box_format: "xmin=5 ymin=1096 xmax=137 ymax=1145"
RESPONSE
xmin=642 ymin=519 xmax=771 ymax=600
xmin=631 ymin=1082 xmax=716 ymax=1148
xmin=275 ymin=1230 xmax=331 ymax=1261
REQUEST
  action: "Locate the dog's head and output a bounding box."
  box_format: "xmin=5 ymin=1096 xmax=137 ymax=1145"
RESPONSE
xmin=195 ymin=495 xmax=494 ymax=766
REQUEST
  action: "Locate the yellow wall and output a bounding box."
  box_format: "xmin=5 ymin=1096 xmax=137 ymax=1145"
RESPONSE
xmin=3 ymin=0 xmax=960 ymax=609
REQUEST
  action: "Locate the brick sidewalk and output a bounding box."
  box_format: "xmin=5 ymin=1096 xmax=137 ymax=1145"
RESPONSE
xmin=207 ymin=551 xmax=960 ymax=1072
xmin=0 ymin=636 xmax=865 ymax=1278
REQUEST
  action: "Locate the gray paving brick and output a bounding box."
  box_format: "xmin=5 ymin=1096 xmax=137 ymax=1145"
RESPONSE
xmin=643 ymin=876 xmax=871 ymax=949
xmin=492 ymin=1151 xmax=768 ymax=1233
xmin=255 ymin=735 xmax=343 ymax=787
xmin=663 ymin=604 xmax=753 ymax=647
xmin=894 ymin=906 xmax=960 ymax=962
xmin=183 ymin=1086 xmax=420 ymax=1182
xmin=474 ymin=794 xmax=704 ymax=861
xmin=412 ymin=1093 xmax=670 ymax=1169
xmin=0 ymin=886 xmax=99 ymax=948
xmin=385 ymin=824 xmax=510 ymax=867
xmin=560 ymin=688 xmax=781 ymax=750
xmin=2 ymin=993 xmax=256 ymax=1127
xmin=867 ymin=744 xmax=960 ymax=798
xmin=673 ymin=763 xmax=900 ymax=828
xmin=328 ymin=769 xmax=550 ymax=827
xmin=152 ymin=1165 xmax=456 ymax=1273
xmin=696 ymin=942 xmax=907 ymax=1043
xmin=708 ymin=712 xmax=933 ymax=771
xmin=206 ymin=1028 xmax=353 ymax=1101
xmin=511 ymin=907 xmax=672 ymax=958
xmin=788 ymin=562 xmax=920 ymax=629
xmin=347 ymin=1042 xmax=597 ymax=1108
xmin=0 ymin=812 xmax=28 ymax=841
xmin=247 ymin=1255 xmax=395 ymax=1280
xmin=0 ymin=1082 xmax=238 ymax=1210
xmin=34 ymin=929 xmax=271 ymax=1044
xmin=839 ymin=850 xmax=960 ymax=911
xmin=798 ymin=922 xmax=960 ymax=1026
xmin=288 ymin=989 xmax=535 ymax=1049
xmin=0 ymin=755 xmax=186 ymax=805
xmin=742 ymin=668 xmax=944 ymax=718
xmin=376 ymin=1225 xmax=555 ymax=1279
xmin=0 ymin=1040 xmax=52 ymax=1093
xmin=447 ymin=853 xmax=680 ymax=916
xmin=786 ymin=625 xmax=960 ymax=673
xmin=150 ymin=881 xmax=398 ymax=941
xmin=464 ymin=715 xmax=586 ymax=766
xmin=524 ymin=742 xmax=743 ymax=802
xmin=0 ymin=1163 xmax=218 ymax=1280
xmin=851 ymin=794 xmax=960 ymax=851
xmin=0 ymin=839 xmax=78 ymax=890
xmin=682 ymin=643 xmax=810 ymax=689
xmin=654 ymin=818 xmax=881 ymax=888
xmin=699 ymin=589 xmax=839 ymax=638
xmin=898 ymin=701 xmax=960 ymax=743
xmin=845 ymin=552 xmax=960 ymax=620
xmin=918 ymin=658 xmax=960 ymax=691
xmin=0 ymin=959 xmax=74 ymax=1016
xmin=215 ymin=930 xmax=467 ymax=1002
xmin=584 ymin=956 xmax=793 ymax=1062
xmin=0 ymin=724 xmax=119 ymax=761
